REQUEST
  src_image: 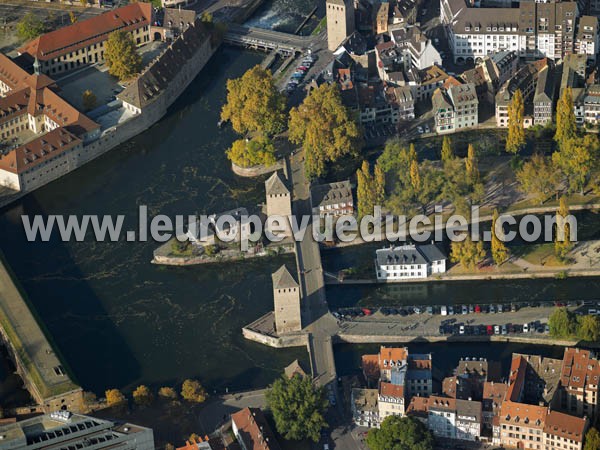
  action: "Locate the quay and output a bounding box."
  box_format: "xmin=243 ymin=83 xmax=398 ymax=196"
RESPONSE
xmin=0 ymin=255 xmax=83 ymax=412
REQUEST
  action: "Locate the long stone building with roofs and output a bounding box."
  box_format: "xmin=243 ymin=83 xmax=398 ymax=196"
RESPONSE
xmin=17 ymin=3 xmax=152 ymax=76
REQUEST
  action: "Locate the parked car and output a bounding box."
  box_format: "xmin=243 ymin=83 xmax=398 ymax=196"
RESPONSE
xmin=426 ymin=306 xmax=433 ymax=314
xmin=489 ymin=305 xmax=496 ymax=313
xmin=523 ymin=323 xmax=530 ymax=333
xmin=497 ymin=304 xmax=504 ymax=313
xmin=459 ymin=325 xmax=465 ymax=334
xmin=417 ymin=126 xmax=424 ymax=134
xmin=487 ymin=325 xmax=494 ymax=335
xmin=448 ymin=306 xmax=454 ymax=315
xmin=494 ymin=325 xmax=500 ymax=334
xmin=441 ymin=306 xmax=448 ymax=316
xmin=502 ymin=325 xmax=508 ymax=335
xmin=475 ymin=304 xmax=481 ymax=313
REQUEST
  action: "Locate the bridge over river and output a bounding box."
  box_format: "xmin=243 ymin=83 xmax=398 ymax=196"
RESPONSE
xmin=223 ymin=24 xmax=315 ymax=55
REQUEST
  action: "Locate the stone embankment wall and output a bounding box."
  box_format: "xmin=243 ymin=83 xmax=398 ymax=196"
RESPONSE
xmin=242 ymin=327 xmax=308 ymax=348
xmin=231 ymin=159 xmax=285 ymax=177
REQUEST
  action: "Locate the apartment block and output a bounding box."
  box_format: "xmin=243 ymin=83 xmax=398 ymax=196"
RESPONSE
xmin=432 ymin=82 xmax=478 ymax=134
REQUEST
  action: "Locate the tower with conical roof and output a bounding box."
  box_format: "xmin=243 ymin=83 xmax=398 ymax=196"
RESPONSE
xmin=272 ymin=265 xmax=302 ymax=334
xmin=265 ymin=171 xmax=292 ymax=238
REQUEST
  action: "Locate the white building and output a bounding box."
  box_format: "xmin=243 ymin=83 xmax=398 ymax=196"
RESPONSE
xmin=432 ymin=83 xmax=479 ymax=134
xmin=0 ymin=411 xmax=154 ymax=450
xmin=575 ymin=15 xmax=599 ymax=63
xmin=375 ymin=244 xmax=446 ymax=280
xmin=455 ymin=399 xmax=483 ymax=441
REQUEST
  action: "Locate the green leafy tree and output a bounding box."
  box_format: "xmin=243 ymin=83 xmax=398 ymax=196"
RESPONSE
xmin=221 ymin=65 xmax=286 ymax=136
xmin=441 ymin=136 xmax=454 ymax=164
xmin=181 ymin=379 xmax=207 ymax=403
xmin=366 ymin=416 xmax=434 ymax=450
xmin=16 ymin=13 xmax=46 ymax=41
xmin=227 ymin=136 xmax=276 ymax=168
xmin=450 ymin=235 xmax=485 ymax=270
xmin=548 ymin=307 xmax=577 ymax=337
xmin=516 ymin=153 xmax=559 ymax=204
xmin=553 ymin=134 xmax=599 ymax=194
xmin=132 ymin=385 xmax=153 ymax=406
xmin=266 ymin=374 xmax=328 ymax=442
xmin=357 ymin=161 xmax=375 ymax=218
xmin=555 ymin=195 xmax=573 ymax=260
xmin=288 ymin=84 xmax=362 ymax=179
xmin=555 ymin=87 xmax=577 ymax=147
xmin=584 ymin=427 xmax=600 ymax=450
xmin=506 ymin=89 xmax=525 ymax=154
xmin=491 ymin=209 xmax=509 ymax=265
xmin=82 ymin=90 xmax=97 ymax=112
xmin=104 ymin=31 xmax=142 ymax=81
xmin=578 ymin=315 xmax=600 ymax=342
xmin=465 ymin=144 xmax=479 ymax=184
xmin=158 ymin=387 xmax=178 ymax=400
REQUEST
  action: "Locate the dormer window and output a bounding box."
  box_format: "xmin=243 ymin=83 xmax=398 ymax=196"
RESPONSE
xmin=465 ymin=26 xmax=470 ymax=31
xmin=475 ymin=27 xmax=479 ymax=31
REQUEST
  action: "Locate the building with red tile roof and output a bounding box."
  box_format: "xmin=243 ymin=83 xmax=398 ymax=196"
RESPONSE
xmin=18 ymin=3 xmax=152 ymax=76
xmin=231 ymin=408 xmax=281 ymax=450
xmin=0 ymin=53 xmax=98 ymax=192
xmin=378 ymin=381 xmax=406 ymax=422
xmin=543 ymin=410 xmax=587 ymax=450
xmin=559 ymin=347 xmax=600 ymax=419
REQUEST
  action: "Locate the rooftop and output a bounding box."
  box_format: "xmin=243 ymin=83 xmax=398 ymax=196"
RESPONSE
xmin=271 ymin=265 xmax=298 ymax=290
xmin=231 ymin=408 xmax=281 ymax=450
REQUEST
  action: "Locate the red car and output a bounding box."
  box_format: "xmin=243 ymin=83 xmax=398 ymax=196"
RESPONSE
xmin=475 ymin=305 xmax=481 ymax=313
xmin=362 ymin=308 xmax=373 ymax=316
xmin=487 ymin=325 xmax=494 ymax=335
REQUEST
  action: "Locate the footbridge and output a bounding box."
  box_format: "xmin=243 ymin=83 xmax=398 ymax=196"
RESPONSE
xmin=224 ymin=24 xmax=313 ymax=54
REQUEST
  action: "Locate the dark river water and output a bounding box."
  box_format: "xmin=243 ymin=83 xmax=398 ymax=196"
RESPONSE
xmin=0 ymin=46 xmax=597 ymax=402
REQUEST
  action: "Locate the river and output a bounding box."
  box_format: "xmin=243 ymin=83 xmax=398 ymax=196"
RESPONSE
xmin=0 ymin=45 xmax=597 ymax=402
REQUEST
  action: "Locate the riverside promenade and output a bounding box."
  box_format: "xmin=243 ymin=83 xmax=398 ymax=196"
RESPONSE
xmin=0 ymin=256 xmax=83 ymax=412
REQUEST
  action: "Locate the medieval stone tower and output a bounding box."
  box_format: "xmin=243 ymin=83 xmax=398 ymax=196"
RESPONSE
xmin=272 ymin=265 xmax=302 ymax=334
xmin=265 ymin=171 xmax=292 ymax=237
xmin=326 ymin=0 xmax=355 ymax=51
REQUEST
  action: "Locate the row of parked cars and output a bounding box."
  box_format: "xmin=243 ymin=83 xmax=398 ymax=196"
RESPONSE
xmin=286 ymin=55 xmax=316 ymax=93
xmin=439 ymin=320 xmax=549 ymax=336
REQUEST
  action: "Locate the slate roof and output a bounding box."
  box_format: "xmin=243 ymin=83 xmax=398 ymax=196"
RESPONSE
xmin=265 ymin=171 xmax=289 ymax=196
xmin=272 ymin=265 xmax=298 ymax=290
xmin=376 ymin=244 xmax=446 ymax=266
xmin=311 ymin=180 xmax=353 ymax=208
xmin=534 ymin=65 xmax=555 ymax=104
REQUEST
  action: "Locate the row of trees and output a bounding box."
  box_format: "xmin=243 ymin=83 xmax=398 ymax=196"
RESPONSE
xmin=508 ymin=87 xmax=599 ymax=201
xmin=356 ymin=161 xmax=384 ymax=218
xmin=104 ymin=379 xmax=207 ymax=408
xmin=221 ymin=67 xmax=362 ymax=176
xmin=548 ymin=307 xmax=600 ymax=341
xmin=373 ymin=138 xmax=483 ymax=217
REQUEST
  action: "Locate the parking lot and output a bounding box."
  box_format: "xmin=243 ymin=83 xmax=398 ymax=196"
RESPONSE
xmin=333 ymin=300 xmax=592 ymax=339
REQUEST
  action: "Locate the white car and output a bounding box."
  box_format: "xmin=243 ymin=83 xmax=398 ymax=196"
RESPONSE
xmin=494 ymin=325 xmax=500 ymax=334
xmin=462 ymin=305 xmax=468 ymax=314
xmin=459 ymin=325 xmax=465 ymax=334
xmin=441 ymin=305 xmax=448 ymax=316
xmin=523 ymin=323 xmax=530 ymax=333
xmin=424 ymin=125 xmax=431 ymax=133
xmin=417 ymin=126 xmax=424 ymax=134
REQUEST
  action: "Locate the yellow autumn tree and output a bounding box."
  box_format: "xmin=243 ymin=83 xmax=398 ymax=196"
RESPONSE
xmin=105 ymin=389 xmax=126 ymax=407
xmin=506 ymin=89 xmax=525 ymax=154
xmin=555 ymin=195 xmax=572 ymax=261
xmin=132 ymin=385 xmax=153 ymax=406
xmin=465 ymin=144 xmax=479 ymax=184
xmin=104 ymin=31 xmax=142 ymax=81
xmin=288 ymin=83 xmax=362 ymax=179
xmin=491 ymin=209 xmax=509 ymax=265
xmin=181 ymin=379 xmax=207 ymax=403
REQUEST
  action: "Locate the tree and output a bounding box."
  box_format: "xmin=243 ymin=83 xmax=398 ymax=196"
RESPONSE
xmin=181 ymin=379 xmax=207 ymax=403
xmin=555 ymin=87 xmax=577 ymax=147
xmin=132 ymin=385 xmax=153 ymax=406
xmin=374 ymin=163 xmax=385 ymax=207
xmin=450 ymin=235 xmax=485 ymax=270
xmin=553 ymin=134 xmax=599 ymax=194
xmin=221 ymin=65 xmax=286 ymax=136
xmin=200 ymin=11 xmax=213 ymax=23
xmin=82 ymin=90 xmax=97 ymax=112
xmin=226 ymin=136 xmax=276 ymax=168
xmin=584 ymin=428 xmax=600 ymax=450
xmin=441 ymin=136 xmax=454 ymax=164
xmin=516 ymin=153 xmax=559 ymax=204
xmin=555 ymin=195 xmax=572 ymax=260
xmin=465 ymin=144 xmax=479 ymax=184
xmin=80 ymin=0 xmax=88 ymax=6
xmin=366 ymin=416 xmax=434 ymax=450
xmin=104 ymin=31 xmax=142 ymax=81
xmin=69 ymin=11 xmax=78 ymax=24
xmin=548 ymin=307 xmax=577 ymax=337
xmin=16 ymin=13 xmax=46 ymax=41
xmin=506 ymin=89 xmax=525 ymax=154
xmin=357 ymin=161 xmax=375 ymax=218
xmin=266 ymin=374 xmax=328 ymax=442
xmin=158 ymin=386 xmax=178 ymax=400
xmin=409 ymin=159 xmax=421 ymax=192
xmin=288 ymin=84 xmax=362 ymax=179
xmin=105 ymin=389 xmax=126 ymax=407
xmin=578 ymin=315 xmax=600 ymax=342
xmin=491 ymin=209 xmax=509 ymax=265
